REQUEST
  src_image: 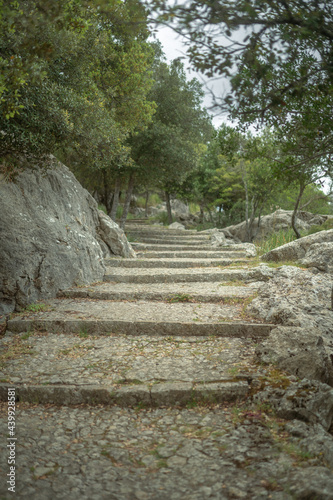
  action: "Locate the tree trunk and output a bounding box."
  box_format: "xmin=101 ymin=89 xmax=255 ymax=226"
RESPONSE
xmin=110 ymin=177 xmax=121 ymax=221
xmin=206 ymin=206 xmax=214 ymax=224
xmin=292 ymin=183 xmax=306 ymax=239
xmin=165 ymin=191 xmax=173 ymax=224
xmin=119 ymin=173 xmax=135 ymax=229
xmin=218 ymin=204 xmax=223 ymax=225
xmin=102 ymin=171 xmax=112 ymax=214
xmin=199 ymin=203 xmax=204 ymax=223
xmin=144 ymin=190 xmax=149 ymax=217
xmin=242 ymin=167 xmax=250 ymax=242
xmin=248 ymin=197 xmax=260 ymax=241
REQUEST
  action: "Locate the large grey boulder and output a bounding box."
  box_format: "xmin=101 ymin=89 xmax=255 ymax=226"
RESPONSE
xmin=248 ymin=266 xmax=333 ymax=331
xmin=97 ymin=211 xmax=136 ymax=259
xmin=168 ymin=222 xmax=185 ymax=230
xmin=261 ymin=229 xmax=333 ymax=271
xmin=170 ymin=199 xmax=189 ymax=218
xmin=256 ymin=326 xmax=333 ymax=386
xmin=0 ymin=161 xmax=135 ymax=314
xmin=222 ymin=209 xmax=333 ymax=242
xmin=253 ymin=379 xmax=333 ymax=431
xmin=249 ymin=266 xmax=333 ymax=385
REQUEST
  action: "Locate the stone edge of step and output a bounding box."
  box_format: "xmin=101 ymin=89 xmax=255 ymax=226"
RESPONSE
xmin=6 ymin=319 xmax=273 ymax=337
xmin=0 ymin=380 xmax=250 ymax=407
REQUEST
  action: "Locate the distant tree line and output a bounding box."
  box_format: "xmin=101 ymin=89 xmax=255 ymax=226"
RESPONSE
xmin=1 ymin=0 xmax=332 ymax=236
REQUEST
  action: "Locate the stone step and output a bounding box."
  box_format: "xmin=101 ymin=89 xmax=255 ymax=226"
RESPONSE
xmin=129 ymin=238 xmax=211 ymax=245
xmin=59 ymin=281 xmax=259 ymax=302
xmin=0 ymin=333 xmax=259 ymax=406
xmin=135 ymin=251 xmax=248 ymax=259
xmin=0 ymin=380 xmax=250 ymax=407
xmin=121 ymin=219 xmax=151 ymax=225
xmin=103 ymin=267 xmax=268 ymax=284
xmin=7 ymin=299 xmax=272 ymax=337
xmin=125 ymin=227 xmax=200 ymax=235
xmin=132 ymin=243 xmax=223 ymax=251
xmin=105 ymin=257 xmax=248 ymax=268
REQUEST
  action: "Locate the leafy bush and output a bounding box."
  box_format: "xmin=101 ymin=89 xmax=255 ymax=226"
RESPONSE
xmin=149 ymin=193 xmax=162 ymax=206
xmin=98 ymin=204 xmax=107 ymax=214
xmin=149 ymin=211 xmax=169 ymax=225
xmin=189 ymin=202 xmax=200 ymax=214
xmin=116 ymin=205 xmax=123 ymax=218
xmin=136 ymin=196 xmax=147 ymax=208
xmin=256 ymin=229 xmax=296 ymax=255
xmin=303 ymin=218 xmax=333 ymax=235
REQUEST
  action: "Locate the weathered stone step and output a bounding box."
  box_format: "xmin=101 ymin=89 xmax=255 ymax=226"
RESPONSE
xmin=105 ymin=258 xmax=248 ymax=268
xmin=129 ymin=238 xmax=211 ymax=245
xmin=125 ymin=225 xmax=200 ymax=235
xmin=7 ymin=299 xmax=273 ymax=337
xmin=103 ymin=267 xmax=268 ymax=284
xmin=0 ymin=333 xmax=258 ymax=406
xmin=132 ymin=243 xmax=218 ymax=251
xmin=135 ymin=251 xmax=249 ymax=259
xmin=59 ymin=281 xmax=259 ymax=302
xmin=126 ymin=231 xmax=210 ymax=238
xmin=0 ymin=381 xmax=249 ymax=407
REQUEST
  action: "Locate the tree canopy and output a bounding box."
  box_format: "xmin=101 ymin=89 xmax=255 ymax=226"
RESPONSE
xmin=149 ymin=0 xmax=333 ymax=121
xmin=0 ymin=0 xmax=155 ymax=177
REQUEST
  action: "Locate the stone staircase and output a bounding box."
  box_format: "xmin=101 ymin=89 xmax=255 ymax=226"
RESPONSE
xmin=2 ymin=223 xmax=333 ymax=500
xmin=1 ymin=223 xmax=273 ymax=407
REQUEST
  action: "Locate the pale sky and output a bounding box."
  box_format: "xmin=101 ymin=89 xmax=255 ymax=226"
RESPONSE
xmin=152 ymin=25 xmax=228 ymax=129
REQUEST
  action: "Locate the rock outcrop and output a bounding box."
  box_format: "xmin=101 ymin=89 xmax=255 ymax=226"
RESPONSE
xmin=222 ymin=209 xmax=333 ymax=242
xmin=261 ymin=229 xmax=333 ymax=274
xmin=168 ymin=222 xmax=186 ymax=230
xmin=248 ymin=266 xmax=333 ymax=385
xmin=256 ymin=326 xmax=333 ymax=386
xmin=0 ymin=161 xmax=135 ymax=314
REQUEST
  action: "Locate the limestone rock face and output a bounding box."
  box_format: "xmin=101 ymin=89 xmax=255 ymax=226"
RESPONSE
xmin=170 ymin=199 xmax=189 ymax=218
xmin=222 ymin=209 xmax=333 ymax=242
xmin=301 ymin=241 xmax=333 ymax=274
xmin=248 ymin=266 xmax=333 ymax=331
xmin=0 ymin=162 xmax=135 ymax=314
xmin=261 ymin=229 xmax=333 ymax=269
xmin=256 ymin=326 xmax=333 ymax=386
xmin=253 ymin=379 xmax=333 ymax=431
xmin=168 ymin=222 xmax=185 ymax=230
xmin=97 ymin=211 xmax=136 ymax=259
xmin=210 ymin=231 xmax=227 ymax=247
xmin=249 ymin=266 xmax=333 ymax=385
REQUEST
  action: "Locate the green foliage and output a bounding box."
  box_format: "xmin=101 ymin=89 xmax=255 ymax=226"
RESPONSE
xmin=256 ymin=229 xmax=297 ymax=255
xmin=129 ymin=58 xmax=214 ymax=196
xmin=150 ymin=1 xmax=333 ymax=230
xmin=149 ymin=193 xmax=162 ymax=206
xmin=25 ymin=302 xmax=49 ymax=313
xmin=152 ymin=1 xmax=333 ymax=124
xmin=149 ymin=211 xmax=169 ymax=226
xmin=0 ymin=0 xmax=155 ymax=181
xmin=167 ymin=293 xmax=194 ymax=303
xmin=303 ymin=218 xmax=333 ymax=235
xmin=98 ymin=204 xmax=107 ymax=214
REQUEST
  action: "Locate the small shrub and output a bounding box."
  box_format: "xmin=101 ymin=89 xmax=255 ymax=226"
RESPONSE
xmin=189 ymin=202 xmax=200 ymax=214
xmin=98 ymin=204 xmax=107 ymax=214
xmin=193 ymin=222 xmax=215 ymax=231
xmin=167 ymin=294 xmax=194 ymax=303
xmin=149 ymin=211 xmax=169 ymax=226
xmin=149 ymin=193 xmax=162 ymax=206
xmin=256 ymin=229 xmax=296 ymax=255
xmin=116 ymin=205 xmax=123 ymax=218
xmin=135 ymin=196 xmax=147 ymax=208
xmin=304 ymin=218 xmax=333 ymax=235
xmin=25 ymin=303 xmax=49 ymax=313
